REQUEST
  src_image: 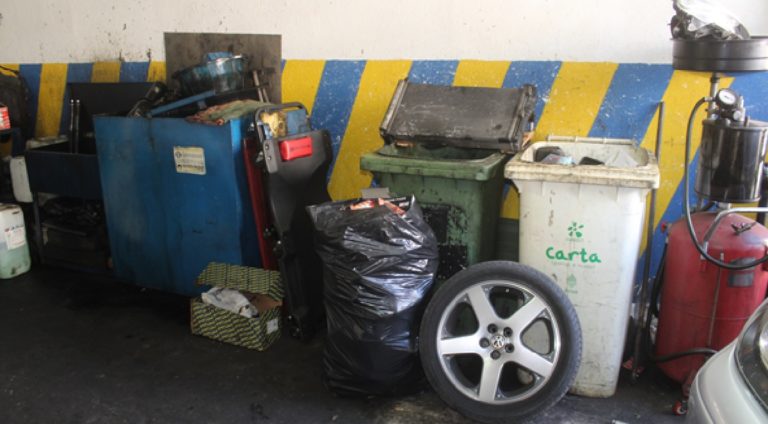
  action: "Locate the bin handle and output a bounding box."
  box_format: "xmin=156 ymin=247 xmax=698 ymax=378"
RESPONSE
xmin=545 ymin=135 xmax=635 ymax=145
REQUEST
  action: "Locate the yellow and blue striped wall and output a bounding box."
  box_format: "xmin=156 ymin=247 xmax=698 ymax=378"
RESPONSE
xmin=4 ymin=59 xmax=768 ymax=279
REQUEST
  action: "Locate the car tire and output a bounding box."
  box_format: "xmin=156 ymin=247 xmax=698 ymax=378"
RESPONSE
xmin=419 ymin=260 xmax=582 ymax=423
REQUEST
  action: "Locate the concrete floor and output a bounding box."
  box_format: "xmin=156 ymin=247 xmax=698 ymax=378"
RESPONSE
xmin=0 ymin=267 xmax=685 ymax=424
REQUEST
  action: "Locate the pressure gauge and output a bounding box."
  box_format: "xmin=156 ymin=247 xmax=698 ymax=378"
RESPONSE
xmin=715 ymin=89 xmax=739 ymax=109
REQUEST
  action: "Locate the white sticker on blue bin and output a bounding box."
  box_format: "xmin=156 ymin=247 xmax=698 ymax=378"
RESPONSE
xmin=173 ymin=146 xmax=206 ymax=175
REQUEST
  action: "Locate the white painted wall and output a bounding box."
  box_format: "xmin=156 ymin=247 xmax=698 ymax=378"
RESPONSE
xmin=1 ymin=0 xmax=766 ymax=63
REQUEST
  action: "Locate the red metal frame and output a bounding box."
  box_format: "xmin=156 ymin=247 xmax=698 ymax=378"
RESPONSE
xmin=242 ymin=137 xmax=278 ymax=270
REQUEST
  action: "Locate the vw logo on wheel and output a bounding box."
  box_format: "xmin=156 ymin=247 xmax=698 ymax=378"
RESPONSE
xmin=491 ymin=335 xmax=506 ymax=350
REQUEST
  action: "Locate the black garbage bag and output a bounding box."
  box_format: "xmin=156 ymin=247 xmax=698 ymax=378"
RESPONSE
xmin=308 ymin=196 xmax=439 ymax=396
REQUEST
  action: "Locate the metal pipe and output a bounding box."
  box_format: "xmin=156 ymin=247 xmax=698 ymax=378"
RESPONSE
xmin=631 ymin=101 xmax=664 ymax=381
xmin=701 ymin=207 xmax=768 ymax=246
xmin=545 ymin=135 xmax=634 ymax=145
xmin=68 ymin=99 xmax=75 ymax=153
xmin=708 ymin=73 xmax=720 ymax=116
xmin=73 ymin=99 xmax=81 ymax=154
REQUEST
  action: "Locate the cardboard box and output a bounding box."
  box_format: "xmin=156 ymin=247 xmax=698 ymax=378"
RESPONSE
xmin=190 ymin=262 xmax=283 ymax=351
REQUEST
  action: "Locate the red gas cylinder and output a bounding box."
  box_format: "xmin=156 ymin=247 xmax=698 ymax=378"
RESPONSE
xmin=656 ymin=211 xmax=768 ymax=384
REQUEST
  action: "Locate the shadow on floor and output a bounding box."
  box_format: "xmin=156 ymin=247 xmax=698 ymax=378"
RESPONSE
xmin=0 ymin=267 xmax=683 ymax=424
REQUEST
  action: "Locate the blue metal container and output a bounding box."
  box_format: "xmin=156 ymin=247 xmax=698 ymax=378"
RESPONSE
xmin=94 ymin=116 xmax=260 ymax=296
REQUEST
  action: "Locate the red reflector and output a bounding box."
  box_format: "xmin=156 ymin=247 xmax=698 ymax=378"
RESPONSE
xmin=279 ymin=137 xmax=313 ymax=161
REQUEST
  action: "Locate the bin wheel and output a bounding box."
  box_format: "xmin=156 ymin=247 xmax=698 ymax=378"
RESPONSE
xmin=673 ymin=400 xmax=688 ymax=416
xmin=419 ymin=261 xmax=582 ymax=423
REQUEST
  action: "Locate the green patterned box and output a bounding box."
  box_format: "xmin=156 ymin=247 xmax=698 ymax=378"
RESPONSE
xmin=190 ymin=262 xmax=283 ymax=351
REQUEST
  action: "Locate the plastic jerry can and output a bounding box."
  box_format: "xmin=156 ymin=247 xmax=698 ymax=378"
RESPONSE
xmin=0 ymin=204 xmax=31 ymax=278
xmin=10 ymin=157 xmax=33 ymax=203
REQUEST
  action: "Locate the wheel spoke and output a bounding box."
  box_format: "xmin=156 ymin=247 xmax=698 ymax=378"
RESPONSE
xmin=505 ymin=296 xmax=546 ymax=333
xmin=438 ymin=334 xmax=481 ymax=356
xmin=478 ymin=358 xmax=504 ymax=402
xmin=465 ymin=284 xmax=498 ymax=326
xmin=513 ymin=345 xmax=555 ymax=379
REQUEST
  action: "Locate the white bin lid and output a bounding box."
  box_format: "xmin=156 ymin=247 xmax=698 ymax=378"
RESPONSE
xmin=505 ymin=135 xmax=660 ymax=189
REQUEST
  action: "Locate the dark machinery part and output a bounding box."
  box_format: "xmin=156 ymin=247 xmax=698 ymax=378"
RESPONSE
xmin=683 ymin=89 xmax=768 ymax=270
xmin=695 ymin=90 xmax=768 ymax=204
xmin=127 ymin=83 xmax=169 ymax=117
xmin=380 ymin=79 xmax=536 ymax=152
xmin=757 ymin=164 xmax=768 ymax=225
xmin=670 ymin=3 xmax=768 ymax=73
xmin=68 ymin=99 xmax=76 ymax=150
xmin=27 ymin=82 xmax=158 ymax=270
xmin=73 ymin=100 xmax=80 ymax=153
xmin=251 ymin=102 xmax=332 ymax=340
xmin=68 ymin=82 xmax=160 ymax=132
xmin=672 ymin=37 xmax=768 ymax=72
xmin=251 ymin=70 xmax=271 ymax=103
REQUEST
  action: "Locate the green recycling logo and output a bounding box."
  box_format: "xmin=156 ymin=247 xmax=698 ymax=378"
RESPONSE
xmin=567 ymin=222 xmax=584 ymax=238
xmin=545 ymin=221 xmax=603 ymax=264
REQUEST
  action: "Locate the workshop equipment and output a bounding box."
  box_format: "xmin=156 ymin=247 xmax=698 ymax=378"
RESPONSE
xmin=656 ymin=212 xmax=768 ymax=383
xmin=243 ymin=102 xmax=332 ymax=339
xmin=26 ymin=83 xmax=157 ymax=270
xmin=94 ymin=115 xmax=262 ymax=295
xmin=647 ymin=13 xmax=768 ymax=413
xmin=361 ymin=80 xmax=536 ymax=280
xmin=506 ymin=136 xmax=659 ymax=397
xmin=653 ymin=84 xmax=768 ymax=413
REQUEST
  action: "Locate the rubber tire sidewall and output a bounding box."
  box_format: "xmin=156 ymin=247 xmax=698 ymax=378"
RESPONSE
xmin=419 ymin=260 xmax=582 ymax=424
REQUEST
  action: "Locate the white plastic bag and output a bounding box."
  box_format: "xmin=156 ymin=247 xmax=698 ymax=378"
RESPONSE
xmin=201 ymin=287 xmax=259 ymax=318
xmin=672 ymin=0 xmax=750 ymax=40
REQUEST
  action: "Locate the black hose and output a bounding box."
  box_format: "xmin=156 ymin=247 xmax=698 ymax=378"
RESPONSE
xmin=757 ymin=164 xmax=768 ymax=226
xmin=643 ymin=245 xmax=718 ymax=363
xmin=683 ymin=97 xmax=768 ymax=270
xmin=648 ymin=243 xmax=667 ymax=317
xmin=651 ymin=347 xmax=717 ymax=363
